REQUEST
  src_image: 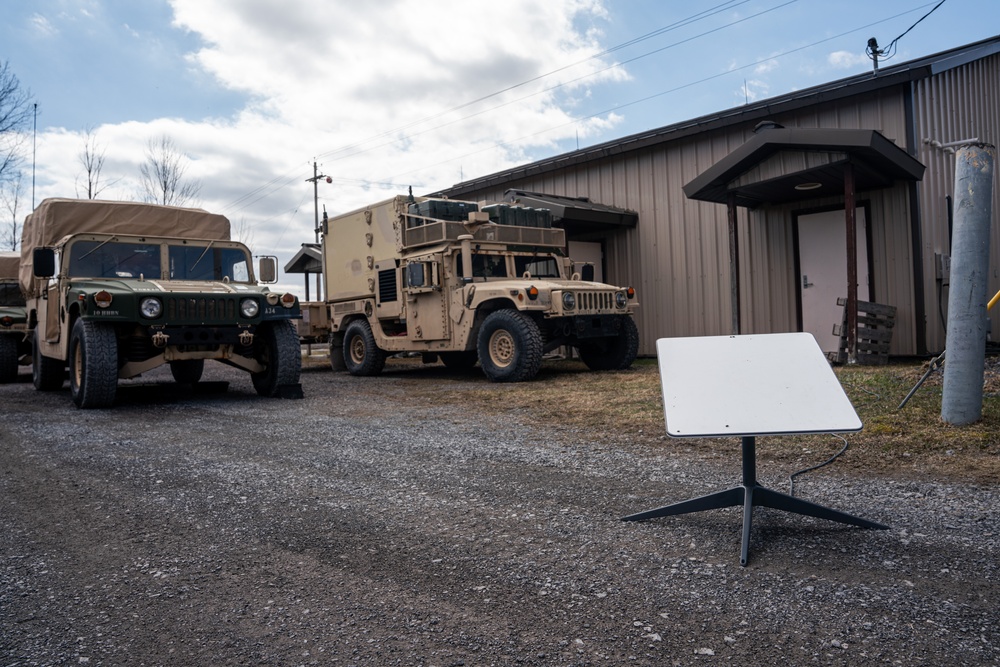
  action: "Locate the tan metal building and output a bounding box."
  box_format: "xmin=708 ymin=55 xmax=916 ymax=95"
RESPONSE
xmin=435 ymin=36 xmax=1000 ymax=358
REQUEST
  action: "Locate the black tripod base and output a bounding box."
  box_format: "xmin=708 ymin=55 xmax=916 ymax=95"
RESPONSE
xmin=622 ymin=483 xmax=888 ymax=566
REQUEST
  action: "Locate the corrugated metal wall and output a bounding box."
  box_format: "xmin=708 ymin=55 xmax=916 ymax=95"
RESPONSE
xmin=913 ymin=53 xmax=1000 ymax=353
xmin=451 ymin=56 xmax=1000 ymax=357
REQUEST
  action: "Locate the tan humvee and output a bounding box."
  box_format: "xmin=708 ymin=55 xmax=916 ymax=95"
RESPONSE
xmin=322 ymin=195 xmax=638 ymax=382
xmin=0 ymin=251 xmax=30 ymax=383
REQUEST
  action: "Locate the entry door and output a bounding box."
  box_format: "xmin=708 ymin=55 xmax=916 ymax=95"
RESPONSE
xmin=797 ymin=209 xmax=869 ymax=355
xmin=568 ymin=241 xmax=603 ymax=282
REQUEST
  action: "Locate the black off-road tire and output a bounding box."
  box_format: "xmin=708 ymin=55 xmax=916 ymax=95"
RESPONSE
xmin=69 ymin=319 xmax=119 ymax=409
xmin=477 ymin=310 xmax=543 ymax=382
xmin=0 ymin=335 xmax=18 ymax=383
xmin=343 ymin=319 xmax=386 ymax=376
xmin=439 ymin=350 xmax=478 ymax=373
xmin=577 ymin=316 xmax=639 ymax=371
xmin=170 ymin=359 xmax=205 ymax=384
xmin=32 ymin=329 xmax=66 ymax=391
xmin=251 ymin=321 xmax=302 ymax=397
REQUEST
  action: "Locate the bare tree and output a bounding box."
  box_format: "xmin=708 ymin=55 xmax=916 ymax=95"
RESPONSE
xmin=0 ymin=60 xmax=35 ymax=186
xmin=232 ymin=216 xmax=256 ymax=255
xmin=76 ymin=125 xmax=118 ymax=199
xmin=0 ymin=170 xmax=25 ymax=251
xmin=137 ymin=135 xmax=201 ymax=207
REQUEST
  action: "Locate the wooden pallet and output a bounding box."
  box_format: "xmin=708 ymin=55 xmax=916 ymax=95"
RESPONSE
xmin=829 ymin=298 xmax=897 ymax=365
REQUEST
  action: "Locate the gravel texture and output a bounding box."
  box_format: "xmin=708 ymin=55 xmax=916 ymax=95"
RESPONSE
xmin=1 ymin=360 xmax=998 ymax=666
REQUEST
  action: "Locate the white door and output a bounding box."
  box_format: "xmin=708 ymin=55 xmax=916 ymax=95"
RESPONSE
xmin=568 ymin=241 xmax=603 ymax=282
xmin=797 ymin=209 xmax=869 ymax=355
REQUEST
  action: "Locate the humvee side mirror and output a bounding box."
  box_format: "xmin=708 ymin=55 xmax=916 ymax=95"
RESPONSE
xmin=258 ymin=256 xmax=277 ymax=284
xmin=33 ymin=248 xmax=55 ymax=279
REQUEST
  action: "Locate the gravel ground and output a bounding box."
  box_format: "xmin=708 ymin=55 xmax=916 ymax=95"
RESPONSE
xmin=1 ymin=359 xmax=998 ymax=666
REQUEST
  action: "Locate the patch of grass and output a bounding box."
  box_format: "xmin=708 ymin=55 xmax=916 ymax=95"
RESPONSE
xmin=320 ymin=352 xmax=1000 ymax=484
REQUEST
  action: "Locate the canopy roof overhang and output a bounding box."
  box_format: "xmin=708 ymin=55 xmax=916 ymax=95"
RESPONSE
xmin=683 ymin=127 xmax=925 ymax=208
xmin=284 ymin=243 xmax=322 ymax=275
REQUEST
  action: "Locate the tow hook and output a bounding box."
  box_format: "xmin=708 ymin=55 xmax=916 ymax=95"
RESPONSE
xmin=239 ymin=330 xmax=254 ymax=346
xmin=151 ymin=331 xmax=169 ymax=348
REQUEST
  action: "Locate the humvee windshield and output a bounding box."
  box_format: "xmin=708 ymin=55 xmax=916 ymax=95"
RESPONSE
xmin=514 ymin=255 xmax=560 ymax=278
xmin=67 ymin=240 xmax=250 ymax=282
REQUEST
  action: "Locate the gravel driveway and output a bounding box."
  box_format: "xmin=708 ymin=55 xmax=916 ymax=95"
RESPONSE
xmin=1 ymin=361 xmax=998 ymax=666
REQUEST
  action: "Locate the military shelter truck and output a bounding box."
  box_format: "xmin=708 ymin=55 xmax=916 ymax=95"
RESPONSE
xmin=322 ymin=195 xmax=638 ymax=382
xmin=0 ymin=251 xmax=31 ymax=383
xmin=21 ymin=198 xmax=302 ymax=408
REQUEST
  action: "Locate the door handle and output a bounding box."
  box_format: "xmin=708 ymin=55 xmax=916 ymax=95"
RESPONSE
xmin=802 ymin=275 xmax=814 ymax=289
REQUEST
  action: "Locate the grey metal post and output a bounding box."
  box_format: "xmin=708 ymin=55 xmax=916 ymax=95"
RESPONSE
xmin=942 ymin=143 xmax=995 ymax=425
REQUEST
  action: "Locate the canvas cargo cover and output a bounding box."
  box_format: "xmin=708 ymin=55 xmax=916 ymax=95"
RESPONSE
xmin=20 ymin=198 xmax=231 ymax=295
xmin=0 ymin=252 xmax=19 ymax=280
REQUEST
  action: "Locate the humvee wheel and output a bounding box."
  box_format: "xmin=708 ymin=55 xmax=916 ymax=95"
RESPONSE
xmin=251 ymin=321 xmax=302 ymax=397
xmin=0 ymin=335 xmax=17 ymax=383
xmin=69 ymin=319 xmax=119 ymax=409
xmin=439 ymin=350 xmax=478 ymax=373
xmin=32 ymin=329 xmax=66 ymax=391
xmin=170 ymin=359 xmax=205 ymax=384
xmin=578 ymin=316 xmax=639 ymax=371
xmin=343 ymin=319 xmax=386 ymax=376
xmin=477 ymin=310 xmax=543 ymax=382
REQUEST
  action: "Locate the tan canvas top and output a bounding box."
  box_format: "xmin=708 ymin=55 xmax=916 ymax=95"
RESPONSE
xmin=20 ymin=198 xmax=231 ymax=295
xmin=0 ymin=252 xmax=19 ymax=281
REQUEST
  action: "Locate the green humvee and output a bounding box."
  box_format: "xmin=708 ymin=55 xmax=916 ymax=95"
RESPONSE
xmin=20 ymin=198 xmax=302 ymax=408
xmin=0 ymin=252 xmax=30 ymax=383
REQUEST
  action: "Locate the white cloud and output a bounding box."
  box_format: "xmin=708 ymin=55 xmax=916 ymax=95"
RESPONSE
xmin=29 ymin=14 xmax=58 ymax=37
xmin=31 ymin=0 xmax=623 ymax=296
xmin=828 ymin=50 xmax=869 ymax=69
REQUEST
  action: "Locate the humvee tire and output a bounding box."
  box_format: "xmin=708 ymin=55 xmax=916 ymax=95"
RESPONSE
xmin=0 ymin=335 xmax=17 ymax=383
xmin=32 ymin=329 xmax=65 ymax=391
xmin=170 ymin=359 xmax=205 ymax=384
xmin=343 ymin=319 xmax=387 ymax=376
xmin=69 ymin=319 xmax=118 ymax=409
xmin=578 ymin=317 xmax=639 ymax=371
xmin=251 ymin=320 xmax=302 ymax=397
xmin=439 ymin=350 xmax=478 ymax=373
xmin=477 ymin=310 xmax=543 ymax=383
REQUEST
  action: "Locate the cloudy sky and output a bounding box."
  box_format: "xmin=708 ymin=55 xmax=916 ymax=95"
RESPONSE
xmin=1 ymin=0 xmax=996 ymax=294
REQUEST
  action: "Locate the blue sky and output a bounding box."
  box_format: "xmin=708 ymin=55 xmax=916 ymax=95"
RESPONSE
xmin=1 ymin=0 xmax=997 ymax=294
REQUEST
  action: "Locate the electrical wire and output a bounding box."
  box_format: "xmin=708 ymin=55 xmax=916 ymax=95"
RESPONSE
xmin=788 ymin=434 xmax=850 ymax=497
xmin=867 ymin=0 xmax=947 ymax=62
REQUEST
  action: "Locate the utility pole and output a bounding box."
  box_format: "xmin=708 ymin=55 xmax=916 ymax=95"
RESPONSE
xmin=305 ymin=162 xmax=331 ymax=301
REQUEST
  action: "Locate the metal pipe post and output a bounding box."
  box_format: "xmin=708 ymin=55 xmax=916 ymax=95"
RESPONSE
xmin=942 ymin=143 xmax=995 ymax=425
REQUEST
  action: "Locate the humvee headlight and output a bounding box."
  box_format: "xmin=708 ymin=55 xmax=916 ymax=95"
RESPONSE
xmin=280 ymin=293 xmax=297 ymax=308
xmin=240 ymin=298 xmax=260 ymax=318
xmin=562 ymin=291 xmax=575 ymax=310
xmin=139 ymin=297 xmax=162 ymax=319
xmin=94 ymin=290 xmax=113 ymax=308
xmin=615 ymin=291 xmax=628 ymax=309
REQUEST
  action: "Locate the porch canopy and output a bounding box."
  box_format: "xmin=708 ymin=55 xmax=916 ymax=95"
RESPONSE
xmin=683 ymin=124 xmax=925 ymax=362
xmin=284 ymin=243 xmax=322 ymax=301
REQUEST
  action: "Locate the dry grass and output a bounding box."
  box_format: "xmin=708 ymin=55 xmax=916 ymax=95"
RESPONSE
xmin=309 ymin=353 xmax=1000 ymax=485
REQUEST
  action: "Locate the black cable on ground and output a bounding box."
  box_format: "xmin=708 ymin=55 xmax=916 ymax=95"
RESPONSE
xmin=788 ymin=433 xmax=849 ymax=497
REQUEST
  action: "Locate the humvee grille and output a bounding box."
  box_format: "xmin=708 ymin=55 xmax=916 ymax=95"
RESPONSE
xmin=576 ymin=291 xmax=614 ymax=313
xmin=165 ymin=296 xmax=238 ymax=322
